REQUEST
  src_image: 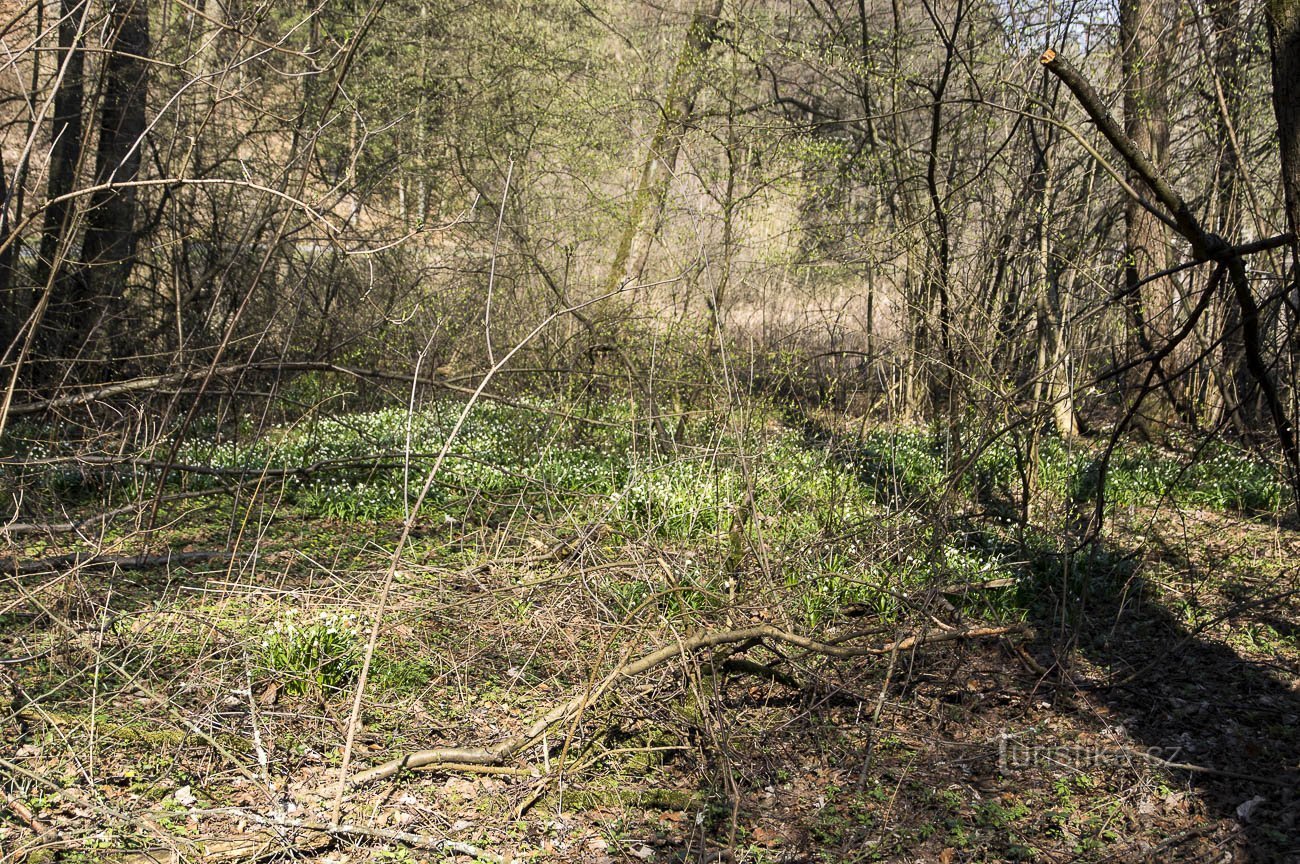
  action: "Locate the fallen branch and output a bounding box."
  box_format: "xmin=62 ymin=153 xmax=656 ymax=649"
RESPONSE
xmin=1 ymin=788 xmax=49 ymax=834
xmin=2 ymin=487 xmax=231 ymax=537
xmin=108 ymin=829 xmax=330 ymax=864
xmin=3 ymin=361 xmax=625 ymax=428
xmin=4 ymin=549 xmax=231 ymax=577
xmin=192 ymin=815 xmax=506 ymax=862
xmin=1126 ymin=749 xmax=1298 ymax=787
xmin=227 ymin=815 xmax=506 ymax=864
xmin=346 ymin=622 xmax=1025 ymax=787
xmin=1 ymin=452 xmax=418 ymax=477
xmin=0 ymin=756 xmax=191 ymax=860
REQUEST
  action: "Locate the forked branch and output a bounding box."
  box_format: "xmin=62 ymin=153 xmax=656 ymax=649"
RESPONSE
xmin=1040 ymin=48 xmax=1300 ymax=516
xmin=345 ymin=622 xmax=1026 ymax=787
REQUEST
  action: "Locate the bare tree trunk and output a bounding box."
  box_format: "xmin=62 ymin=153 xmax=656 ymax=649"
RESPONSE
xmin=0 ymin=0 xmax=43 ymax=360
xmin=1119 ymin=0 xmax=1181 ymax=433
xmin=708 ymin=88 xmax=737 ymax=338
xmin=1202 ymin=0 xmax=1248 ymax=430
xmin=1031 ymin=131 xmax=1079 ymax=438
xmin=76 ymin=0 xmax=151 ymax=355
xmin=1121 ymin=0 xmax=1173 ymax=281
xmin=1267 ymin=1 xmax=1300 ymax=505
xmin=920 ymin=0 xmax=964 ymax=472
xmin=923 ymin=59 xmax=955 ymax=413
xmin=604 ymin=0 xmax=723 ymax=293
xmin=1269 ymin=1 xmax=1300 ymax=244
xmin=27 ymin=0 xmax=91 ymax=376
xmin=36 ymin=0 xmax=87 ymax=297
xmin=0 ymin=152 xmax=16 ymax=355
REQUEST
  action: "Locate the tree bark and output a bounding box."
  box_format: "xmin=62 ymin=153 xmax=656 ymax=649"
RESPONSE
xmin=1203 ymin=0 xmax=1246 ymax=429
xmin=75 ymin=0 xmax=150 ymax=354
xmin=0 ymin=151 xmax=16 ymax=357
xmin=1269 ymin=2 xmax=1300 ymax=245
xmin=1031 ymin=132 xmax=1080 ymax=439
xmin=35 ymin=0 xmax=87 ymax=303
xmin=1119 ymin=0 xmax=1181 ymax=432
xmin=604 ymin=0 xmax=723 ymax=293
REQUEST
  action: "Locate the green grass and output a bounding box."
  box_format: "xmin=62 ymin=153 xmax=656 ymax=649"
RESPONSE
xmin=5 ymin=399 xmax=1287 ymax=647
xmin=848 ymin=423 xmax=1285 ymax=515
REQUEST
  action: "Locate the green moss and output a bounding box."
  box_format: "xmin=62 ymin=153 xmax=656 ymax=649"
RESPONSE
xmin=550 ymin=786 xmax=699 ymax=811
xmin=17 ymin=710 xmax=251 ymax=751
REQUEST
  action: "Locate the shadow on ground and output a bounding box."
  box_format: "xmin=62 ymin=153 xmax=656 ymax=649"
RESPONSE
xmin=629 ymin=516 xmax=1299 ymax=862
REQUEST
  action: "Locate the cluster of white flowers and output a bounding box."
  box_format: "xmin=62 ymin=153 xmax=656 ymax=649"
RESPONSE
xmin=261 ymin=608 xmax=359 ymax=644
xmin=173 ymin=400 xmax=641 ymax=521
xmin=258 ymin=607 xmax=363 ymax=695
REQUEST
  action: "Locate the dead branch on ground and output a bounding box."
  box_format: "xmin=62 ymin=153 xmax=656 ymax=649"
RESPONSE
xmin=345 ymin=621 xmax=1026 ymax=787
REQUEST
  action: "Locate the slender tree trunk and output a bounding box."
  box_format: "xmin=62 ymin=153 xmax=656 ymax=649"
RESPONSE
xmin=36 ymin=0 xmax=87 ymax=296
xmin=604 ymin=0 xmax=723 ymax=293
xmin=0 ymin=0 xmax=43 ymax=361
xmin=76 ymin=0 xmax=151 ymax=355
xmin=1269 ymin=2 xmax=1300 ymax=243
xmin=1031 ymin=133 xmax=1079 ymax=438
xmin=921 ymin=0 xmax=962 ymax=442
xmin=1120 ymin=0 xmax=1173 ymax=287
xmin=0 ymin=152 xmax=15 ymax=355
xmin=708 ymin=52 xmax=740 ymax=339
xmin=29 ymin=0 xmax=90 ymax=372
xmin=1267 ymin=0 xmax=1300 ymax=509
xmin=1204 ymin=0 xmax=1248 ymax=429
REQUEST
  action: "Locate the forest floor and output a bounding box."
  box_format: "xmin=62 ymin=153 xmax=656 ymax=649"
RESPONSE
xmin=1 ymin=398 xmax=1298 ymax=863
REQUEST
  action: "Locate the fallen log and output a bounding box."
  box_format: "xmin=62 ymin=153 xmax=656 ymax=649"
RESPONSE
xmin=4 ymin=549 xmax=231 ymax=576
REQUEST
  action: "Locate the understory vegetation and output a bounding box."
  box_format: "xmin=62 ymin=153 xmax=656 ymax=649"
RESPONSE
xmin=10 ymin=399 xmax=1286 ymax=531
xmin=4 ymin=0 xmax=1300 ymax=860
xmin=3 ymin=395 xmax=1298 ymax=862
